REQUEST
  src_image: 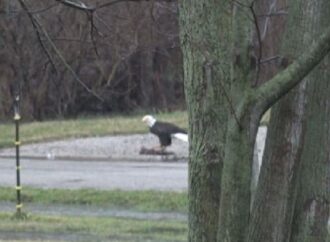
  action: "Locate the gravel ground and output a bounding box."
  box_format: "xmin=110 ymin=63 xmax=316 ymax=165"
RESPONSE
xmin=0 ymin=128 xmax=267 ymax=163
xmin=0 ymin=134 xmax=189 ymax=161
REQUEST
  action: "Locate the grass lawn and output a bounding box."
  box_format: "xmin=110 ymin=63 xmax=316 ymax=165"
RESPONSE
xmin=0 ymin=187 xmax=187 ymax=214
xmin=0 ymin=187 xmax=188 ymax=241
xmin=0 ymin=212 xmax=187 ymax=242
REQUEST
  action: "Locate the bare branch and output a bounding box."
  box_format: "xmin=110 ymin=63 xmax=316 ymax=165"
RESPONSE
xmin=260 ymin=55 xmax=281 ymax=64
xmin=97 ymin=0 xmax=176 ymax=10
xmin=88 ymin=12 xmax=101 ymax=57
xmin=231 ymin=0 xmax=250 ymax=8
xmin=54 ymin=0 xmax=176 ymax=12
xmin=250 ymin=2 xmax=262 ymax=87
xmin=18 ymin=0 xmax=58 ymax=72
xmin=257 ymin=11 xmax=288 ymax=18
xmin=26 ymin=3 xmax=59 ymax=14
xmin=54 ymin=0 xmax=93 ymax=11
xmin=0 ymin=3 xmax=59 ymax=15
xmin=94 ymin=12 xmax=113 ymax=33
xmin=18 ymin=0 xmax=104 ymax=102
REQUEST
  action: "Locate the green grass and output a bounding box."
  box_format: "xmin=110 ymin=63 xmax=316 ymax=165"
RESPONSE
xmin=0 ymin=187 xmax=187 ymax=213
xmin=0 ymin=212 xmax=187 ymax=242
xmin=0 ymin=111 xmax=188 ymax=148
xmin=0 ymin=187 xmax=188 ymax=241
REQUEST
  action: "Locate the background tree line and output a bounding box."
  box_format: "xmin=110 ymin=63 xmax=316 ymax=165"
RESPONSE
xmin=0 ymin=0 xmax=183 ymax=120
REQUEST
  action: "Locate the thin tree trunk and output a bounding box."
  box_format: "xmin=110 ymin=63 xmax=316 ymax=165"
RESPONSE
xmin=249 ymin=0 xmax=288 ymax=205
xmin=218 ymin=118 xmax=255 ymax=242
xmin=247 ymin=82 xmax=306 ymax=242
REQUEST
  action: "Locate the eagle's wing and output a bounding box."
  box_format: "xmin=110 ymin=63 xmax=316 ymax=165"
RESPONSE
xmin=155 ymin=121 xmax=187 ymax=134
xmin=150 ymin=121 xmax=188 ymax=146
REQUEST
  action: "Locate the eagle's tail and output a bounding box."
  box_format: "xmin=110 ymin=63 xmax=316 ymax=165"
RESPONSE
xmin=173 ymin=133 xmax=188 ymax=142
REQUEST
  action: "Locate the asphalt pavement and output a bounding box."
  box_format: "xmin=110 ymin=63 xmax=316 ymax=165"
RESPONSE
xmin=0 ymin=158 xmax=188 ymax=191
xmin=0 ymin=133 xmax=189 ymax=191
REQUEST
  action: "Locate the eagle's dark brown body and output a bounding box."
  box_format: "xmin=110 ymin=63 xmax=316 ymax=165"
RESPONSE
xmin=150 ymin=121 xmax=187 ymax=147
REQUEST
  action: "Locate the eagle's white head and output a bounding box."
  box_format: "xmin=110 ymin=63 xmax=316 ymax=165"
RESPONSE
xmin=142 ymin=115 xmax=156 ymax=127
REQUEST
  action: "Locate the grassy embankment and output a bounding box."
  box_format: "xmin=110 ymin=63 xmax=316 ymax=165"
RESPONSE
xmin=0 ymin=111 xmax=188 ymax=148
xmin=0 ymin=111 xmax=188 ymax=241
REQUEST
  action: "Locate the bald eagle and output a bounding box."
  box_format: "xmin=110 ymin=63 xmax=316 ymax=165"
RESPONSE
xmin=142 ymin=115 xmax=188 ymax=151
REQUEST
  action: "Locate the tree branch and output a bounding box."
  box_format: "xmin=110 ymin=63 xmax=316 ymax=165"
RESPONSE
xmin=54 ymin=0 xmax=93 ymax=11
xmin=250 ymin=2 xmax=262 ymax=86
xmin=19 ymin=0 xmax=104 ymax=102
xmin=97 ymin=0 xmax=176 ymax=9
xmin=54 ymin=0 xmax=176 ymax=12
xmin=253 ymin=25 xmax=330 ymax=113
xmin=18 ymin=0 xmax=58 ymax=72
xmin=88 ymin=12 xmax=101 ymax=57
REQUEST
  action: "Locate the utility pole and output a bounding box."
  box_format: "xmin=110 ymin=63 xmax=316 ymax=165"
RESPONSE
xmin=13 ymin=93 xmax=24 ymax=218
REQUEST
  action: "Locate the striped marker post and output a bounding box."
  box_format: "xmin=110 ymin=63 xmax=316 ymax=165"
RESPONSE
xmin=13 ymin=94 xmax=23 ymax=217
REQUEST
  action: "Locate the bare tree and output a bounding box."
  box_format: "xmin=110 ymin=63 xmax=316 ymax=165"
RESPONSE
xmin=0 ymin=0 xmax=183 ymax=120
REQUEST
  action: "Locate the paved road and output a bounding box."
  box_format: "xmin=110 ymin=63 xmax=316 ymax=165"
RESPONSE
xmin=0 ymin=158 xmax=188 ymax=191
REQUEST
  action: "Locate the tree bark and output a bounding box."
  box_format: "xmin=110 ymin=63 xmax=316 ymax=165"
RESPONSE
xmin=290 ymin=3 xmax=330 ymax=235
xmin=179 ymin=0 xmax=330 ymax=241
xmin=248 ymin=1 xmax=330 ymax=241
xmin=247 ymin=82 xmax=307 ymax=242
xmin=290 ymin=66 xmax=330 ymax=242
xmin=179 ymin=1 xmax=233 ymax=241
xmin=217 ymin=2 xmax=330 ymax=241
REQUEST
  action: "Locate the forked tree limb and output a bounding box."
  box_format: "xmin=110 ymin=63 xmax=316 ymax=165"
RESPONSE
xmin=252 ymin=25 xmax=330 ymax=114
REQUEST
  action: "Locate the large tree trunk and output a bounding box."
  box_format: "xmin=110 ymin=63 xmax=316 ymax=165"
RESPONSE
xmin=179 ymin=1 xmax=233 ymax=240
xmin=290 ymin=65 xmax=330 ymax=242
